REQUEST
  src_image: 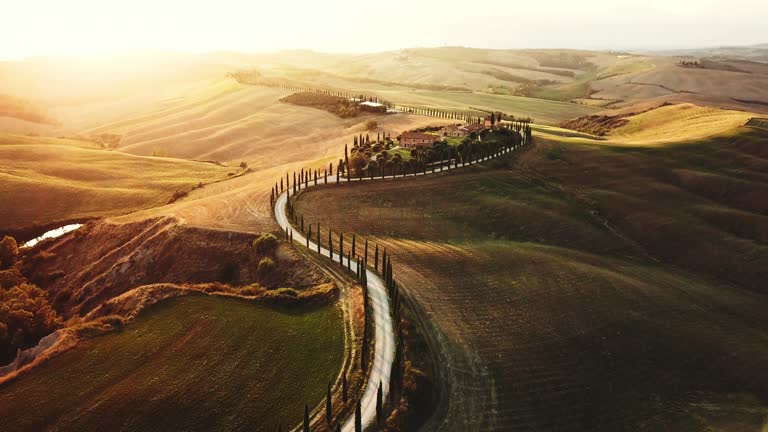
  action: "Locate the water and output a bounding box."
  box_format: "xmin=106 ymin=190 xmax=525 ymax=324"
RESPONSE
xmin=22 ymin=224 xmax=83 ymax=248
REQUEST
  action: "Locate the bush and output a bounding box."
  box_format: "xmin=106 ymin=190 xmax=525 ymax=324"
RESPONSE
xmin=253 ymin=233 xmax=278 ymax=254
xmin=0 ymin=283 xmax=60 ymax=363
xmin=257 ymin=257 xmax=276 ymax=275
xmin=0 ymin=268 xmax=23 ymax=289
xmin=365 ymin=120 xmax=378 ymax=131
xmin=0 ymin=235 xmax=18 ymax=270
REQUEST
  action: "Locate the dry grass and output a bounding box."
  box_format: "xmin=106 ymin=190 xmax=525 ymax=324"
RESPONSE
xmin=607 ymin=103 xmax=754 ymax=145
xmin=0 ymin=134 xmax=231 ymax=231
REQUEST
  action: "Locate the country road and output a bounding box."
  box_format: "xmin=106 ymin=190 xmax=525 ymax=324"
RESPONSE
xmin=274 ymin=183 xmax=394 ymax=432
xmin=273 ymin=135 xmax=526 ymax=431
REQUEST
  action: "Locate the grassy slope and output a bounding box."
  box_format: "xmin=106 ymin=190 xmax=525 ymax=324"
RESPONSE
xmin=539 ymin=104 xmax=757 ymax=147
xmin=0 ymin=295 xmax=344 ymax=432
xmin=0 ymin=134 xmax=230 ymax=230
xmin=293 ymin=128 xmax=768 ymax=430
xmin=607 ymin=103 xmax=755 ymax=145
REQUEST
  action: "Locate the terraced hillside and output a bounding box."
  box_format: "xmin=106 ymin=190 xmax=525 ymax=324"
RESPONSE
xmin=0 ymin=295 xmax=344 ymax=432
xmin=293 ymin=127 xmax=768 ymax=431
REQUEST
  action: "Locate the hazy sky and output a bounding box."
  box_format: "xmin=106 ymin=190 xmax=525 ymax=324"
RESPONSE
xmin=2 ymin=0 xmax=766 ymax=59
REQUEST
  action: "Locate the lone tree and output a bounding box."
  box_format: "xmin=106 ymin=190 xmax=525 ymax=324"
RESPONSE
xmin=342 ymin=374 xmax=348 ymax=403
xmin=355 ymin=400 xmax=362 ymax=432
xmin=0 ymin=235 xmax=18 ymax=270
xmin=376 ymin=380 xmax=383 ymax=425
xmin=326 ymin=381 xmax=333 ymax=424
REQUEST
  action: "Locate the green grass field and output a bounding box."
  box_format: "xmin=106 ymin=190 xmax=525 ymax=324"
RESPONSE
xmin=0 ymin=295 xmax=344 ymax=432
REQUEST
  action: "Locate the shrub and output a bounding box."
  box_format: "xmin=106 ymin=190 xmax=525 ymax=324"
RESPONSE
xmin=257 ymin=257 xmax=276 ymax=275
xmin=0 ymin=283 xmax=60 ymax=363
xmin=0 ymin=268 xmax=23 ymax=289
xmin=253 ymin=233 xmax=278 ymax=254
xmin=365 ymin=120 xmax=378 ymax=131
xmin=0 ymin=235 xmax=18 ymax=270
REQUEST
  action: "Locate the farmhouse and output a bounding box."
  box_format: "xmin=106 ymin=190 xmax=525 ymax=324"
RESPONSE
xmin=441 ymin=124 xmax=468 ymax=137
xmin=399 ymin=132 xmax=438 ymax=148
xmin=462 ymin=123 xmax=485 ymax=134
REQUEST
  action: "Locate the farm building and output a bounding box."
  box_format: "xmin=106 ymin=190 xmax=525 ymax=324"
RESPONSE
xmin=441 ymin=124 xmax=468 ymax=137
xmin=462 ymin=123 xmax=485 ymax=134
xmin=399 ymin=132 xmax=438 ymax=148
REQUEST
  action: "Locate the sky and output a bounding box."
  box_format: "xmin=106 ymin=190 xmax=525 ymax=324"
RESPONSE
xmin=1 ymin=0 xmax=766 ymax=59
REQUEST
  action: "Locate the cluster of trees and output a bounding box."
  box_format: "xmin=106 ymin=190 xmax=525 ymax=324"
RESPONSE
xmin=335 ymin=121 xmax=532 ymax=180
xmin=678 ymin=59 xmax=703 ymax=68
xmin=279 ymin=92 xmax=373 ymax=118
xmin=0 ymin=235 xmax=61 ymax=365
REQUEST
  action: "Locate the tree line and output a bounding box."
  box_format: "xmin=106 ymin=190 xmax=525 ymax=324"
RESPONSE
xmin=267 ymin=121 xmax=533 ymax=431
xmin=230 ymin=72 xmax=535 ymax=125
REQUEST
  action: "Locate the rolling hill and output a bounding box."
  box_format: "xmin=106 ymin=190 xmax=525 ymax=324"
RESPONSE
xmin=292 ymin=126 xmax=768 ymax=430
xmin=0 ymin=134 xmax=231 ymax=235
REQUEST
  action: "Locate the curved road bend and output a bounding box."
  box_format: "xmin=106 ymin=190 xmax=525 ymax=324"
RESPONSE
xmin=274 ymin=142 xmax=524 ymax=431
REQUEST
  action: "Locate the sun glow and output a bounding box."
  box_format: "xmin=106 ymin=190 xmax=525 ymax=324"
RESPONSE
xmin=1 ymin=0 xmax=767 ymax=60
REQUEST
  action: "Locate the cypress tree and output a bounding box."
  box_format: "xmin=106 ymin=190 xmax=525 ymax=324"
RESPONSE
xmin=355 ymin=400 xmax=362 ymax=432
xmin=342 ymin=374 xmax=348 ymax=403
xmin=339 ymin=232 xmax=344 ymax=266
xmin=326 ymin=381 xmax=332 ymax=424
xmin=329 ymin=229 xmax=333 ymax=258
xmin=277 ymin=422 xmax=283 ymax=432
xmin=374 ymin=244 xmax=379 ymax=271
xmin=303 ymin=404 xmax=310 ymax=432
xmin=352 ymin=235 xmax=356 ymax=257
xmin=376 ymin=381 xmax=383 ymax=425
xmin=347 ymin=252 xmax=351 ymax=271
xmin=364 ymin=238 xmax=368 ymax=264
xmin=300 ymin=214 xmax=304 ymax=232
xmin=317 ymin=223 xmax=321 ymax=254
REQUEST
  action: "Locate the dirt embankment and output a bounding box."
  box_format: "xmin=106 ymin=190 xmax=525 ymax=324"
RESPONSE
xmin=20 ymin=217 xmax=328 ymax=318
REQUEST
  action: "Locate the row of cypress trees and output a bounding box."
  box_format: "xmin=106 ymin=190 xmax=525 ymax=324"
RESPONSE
xmin=269 ymin=117 xmax=534 ymax=432
xmin=231 ymin=73 xmax=538 ymax=126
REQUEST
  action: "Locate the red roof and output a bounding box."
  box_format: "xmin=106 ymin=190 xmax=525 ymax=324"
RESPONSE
xmin=400 ymin=132 xmax=437 ymax=141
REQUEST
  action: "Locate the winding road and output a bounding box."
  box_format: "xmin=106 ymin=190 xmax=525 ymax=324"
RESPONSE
xmin=273 ymin=136 xmax=527 ymax=431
